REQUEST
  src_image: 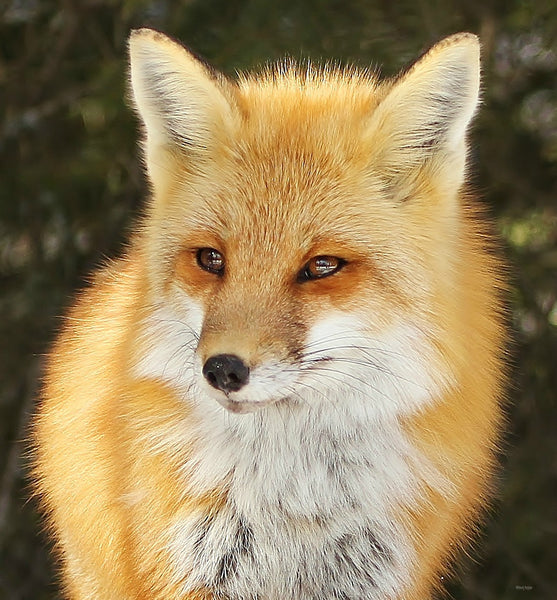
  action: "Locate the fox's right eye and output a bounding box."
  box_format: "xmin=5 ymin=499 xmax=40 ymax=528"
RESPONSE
xmin=196 ymin=248 xmax=225 ymax=275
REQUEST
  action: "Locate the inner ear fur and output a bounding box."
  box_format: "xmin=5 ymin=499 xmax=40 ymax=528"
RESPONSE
xmin=367 ymin=33 xmax=481 ymax=179
xmin=128 ymin=28 xmax=239 ymax=153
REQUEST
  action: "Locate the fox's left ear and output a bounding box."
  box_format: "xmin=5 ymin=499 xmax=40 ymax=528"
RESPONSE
xmin=368 ymin=33 xmax=480 ymax=183
xmin=128 ymin=29 xmax=238 ymax=184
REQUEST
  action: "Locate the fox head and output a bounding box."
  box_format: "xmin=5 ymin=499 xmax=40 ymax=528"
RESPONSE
xmin=128 ymin=29 xmax=480 ymax=417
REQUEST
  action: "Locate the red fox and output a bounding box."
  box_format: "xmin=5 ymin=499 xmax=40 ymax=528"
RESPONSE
xmin=33 ymin=28 xmax=506 ymax=600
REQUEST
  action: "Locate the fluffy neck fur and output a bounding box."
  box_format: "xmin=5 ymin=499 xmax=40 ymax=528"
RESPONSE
xmin=166 ymin=400 xmax=428 ymax=599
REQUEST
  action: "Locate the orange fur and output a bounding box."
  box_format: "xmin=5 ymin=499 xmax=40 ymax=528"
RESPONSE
xmin=32 ymin=29 xmax=506 ymax=599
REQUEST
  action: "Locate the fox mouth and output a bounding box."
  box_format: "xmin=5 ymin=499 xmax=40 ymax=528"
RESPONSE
xmin=215 ymin=393 xmax=285 ymax=414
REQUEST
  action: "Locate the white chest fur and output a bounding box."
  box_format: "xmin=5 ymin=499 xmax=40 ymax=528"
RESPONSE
xmin=166 ymin=401 xmax=429 ymax=600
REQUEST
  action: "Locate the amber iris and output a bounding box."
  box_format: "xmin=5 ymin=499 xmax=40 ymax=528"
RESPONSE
xmin=197 ymin=248 xmax=225 ymax=275
xmin=298 ymin=256 xmax=346 ymax=282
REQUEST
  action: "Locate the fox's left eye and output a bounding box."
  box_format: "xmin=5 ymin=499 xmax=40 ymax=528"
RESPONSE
xmin=297 ymin=256 xmax=346 ymax=282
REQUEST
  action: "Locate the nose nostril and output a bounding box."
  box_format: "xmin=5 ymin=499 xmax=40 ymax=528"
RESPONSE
xmin=202 ymin=354 xmax=249 ymax=393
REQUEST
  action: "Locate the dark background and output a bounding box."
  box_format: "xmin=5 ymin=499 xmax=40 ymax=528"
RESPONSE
xmin=1 ymin=1 xmax=556 ymax=598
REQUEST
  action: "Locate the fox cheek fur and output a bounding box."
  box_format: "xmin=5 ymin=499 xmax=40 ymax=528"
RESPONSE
xmin=32 ymin=27 xmax=506 ymax=600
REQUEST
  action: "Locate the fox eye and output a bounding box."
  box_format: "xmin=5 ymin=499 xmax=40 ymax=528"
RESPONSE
xmin=297 ymin=256 xmax=346 ymax=282
xmin=197 ymin=248 xmax=225 ymax=275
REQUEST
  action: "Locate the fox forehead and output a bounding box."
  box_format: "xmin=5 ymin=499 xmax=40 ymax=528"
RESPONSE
xmin=177 ymin=167 xmax=382 ymax=249
xmin=167 ymin=103 xmax=392 ymax=254
xmin=234 ymin=66 xmax=383 ymax=149
xmin=154 ymin=69 xmax=381 ymax=224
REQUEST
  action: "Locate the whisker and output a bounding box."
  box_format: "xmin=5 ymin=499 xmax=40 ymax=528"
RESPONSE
xmin=282 ymin=378 xmax=333 ymax=405
xmin=300 ymin=364 xmax=390 ymax=401
xmin=301 ymin=343 xmax=409 ymax=362
xmin=161 ymin=339 xmax=198 ymax=380
xmin=301 ymin=356 xmax=428 ymax=392
xmin=148 ymin=316 xmax=201 ymax=342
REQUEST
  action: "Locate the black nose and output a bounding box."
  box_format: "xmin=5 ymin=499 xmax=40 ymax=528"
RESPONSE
xmin=202 ymin=354 xmax=249 ymax=393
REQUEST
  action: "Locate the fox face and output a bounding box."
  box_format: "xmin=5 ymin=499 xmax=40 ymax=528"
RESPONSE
xmin=129 ymin=30 xmax=479 ymax=421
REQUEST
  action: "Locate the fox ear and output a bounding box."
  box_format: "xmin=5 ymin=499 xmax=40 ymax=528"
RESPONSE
xmin=368 ymin=33 xmax=480 ymax=182
xmin=128 ymin=29 xmax=237 ymax=160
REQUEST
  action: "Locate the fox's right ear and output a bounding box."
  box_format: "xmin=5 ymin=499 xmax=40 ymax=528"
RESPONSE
xmin=128 ymin=29 xmax=238 ymax=172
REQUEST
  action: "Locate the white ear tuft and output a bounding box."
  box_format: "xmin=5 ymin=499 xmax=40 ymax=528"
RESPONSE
xmin=369 ymin=33 xmax=481 ymax=172
xmin=128 ymin=28 xmax=237 ymax=153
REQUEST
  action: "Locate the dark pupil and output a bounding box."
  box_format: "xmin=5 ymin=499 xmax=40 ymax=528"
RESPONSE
xmin=312 ymin=257 xmax=337 ymax=275
xmin=200 ymin=249 xmax=223 ymax=273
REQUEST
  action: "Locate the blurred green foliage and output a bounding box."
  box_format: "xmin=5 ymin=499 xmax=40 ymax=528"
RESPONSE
xmin=1 ymin=0 xmax=556 ymax=598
